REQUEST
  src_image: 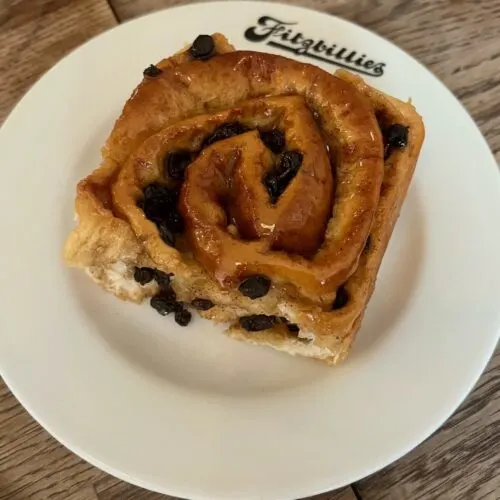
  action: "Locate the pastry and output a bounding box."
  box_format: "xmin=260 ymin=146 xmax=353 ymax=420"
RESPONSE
xmin=63 ymin=33 xmax=425 ymax=364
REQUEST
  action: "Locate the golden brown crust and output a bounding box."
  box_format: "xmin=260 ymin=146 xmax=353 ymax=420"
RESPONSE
xmin=64 ymin=34 xmax=237 ymax=271
xmin=99 ymin=47 xmax=385 ymax=298
xmin=63 ymin=34 xmax=424 ymax=365
xmin=228 ymin=79 xmax=425 ymax=362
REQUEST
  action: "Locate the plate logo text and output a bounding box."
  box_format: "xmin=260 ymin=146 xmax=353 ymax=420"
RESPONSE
xmin=244 ymin=16 xmax=386 ymax=77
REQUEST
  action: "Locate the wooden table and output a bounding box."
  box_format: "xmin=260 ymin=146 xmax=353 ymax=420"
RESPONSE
xmin=1 ymin=1 xmax=499 ymax=498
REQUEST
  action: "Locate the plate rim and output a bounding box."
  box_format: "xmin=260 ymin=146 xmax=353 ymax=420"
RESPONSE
xmin=1 ymin=2 xmax=499 ymax=498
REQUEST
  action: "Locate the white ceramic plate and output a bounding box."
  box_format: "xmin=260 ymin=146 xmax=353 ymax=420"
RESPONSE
xmin=1 ymin=2 xmax=499 ymax=499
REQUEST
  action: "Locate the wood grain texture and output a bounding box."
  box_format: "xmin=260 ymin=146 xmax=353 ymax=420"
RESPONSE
xmin=94 ymin=474 xmax=357 ymax=500
xmin=0 ymin=0 xmax=499 ymax=499
xmin=0 ymin=0 xmax=117 ymax=124
xmin=0 ymin=379 xmax=103 ymax=500
xmin=356 ymin=349 xmax=500 ymax=500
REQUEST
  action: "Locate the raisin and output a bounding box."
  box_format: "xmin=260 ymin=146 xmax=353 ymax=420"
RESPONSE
xmin=190 ymin=35 xmax=215 ymax=60
xmin=276 ymin=167 xmax=295 ymax=187
xmin=383 ymin=124 xmax=409 ymax=158
xmin=143 ymin=64 xmax=162 ymax=77
xmin=191 ymin=298 xmax=215 ymax=310
xmin=142 ymin=183 xmax=177 ymax=222
xmin=161 ymin=287 xmax=177 ymax=303
xmin=263 ymin=172 xmax=280 ymax=203
xmin=203 ymin=123 xmax=247 ymax=147
xmin=143 ymin=201 xmax=162 ymax=223
xmin=141 ymin=183 xmax=183 ymax=244
xmin=158 ymin=222 xmax=175 ymax=247
xmin=332 ymin=285 xmax=349 ymax=310
xmin=133 ymin=267 xmax=155 ymax=285
xmin=263 ymin=151 xmax=303 ymax=203
xmin=175 ymin=308 xmax=192 ymax=326
xmin=279 ymin=316 xmax=300 ymax=334
xmin=154 ymin=270 xmax=172 ymax=289
xmin=150 ymin=294 xmax=177 ymax=316
xmin=277 ymin=151 xmax=303 ymax=175
xmin=385 ymin=124 xmax=409 ymax=148
xmin=260 ymin=129 xmax=286 ymax=154
xmin=239 ymin=315 xmax=277 ymax=332
xmin=165 ymin=151 xmax=191 ymax=181
xmin=166 ymin=210 xmax=184 ymax=233
xmin=238 ymin=275 xmax=271 ymax=299
xmin=144 ymin=183 xmax=177 ymax=203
